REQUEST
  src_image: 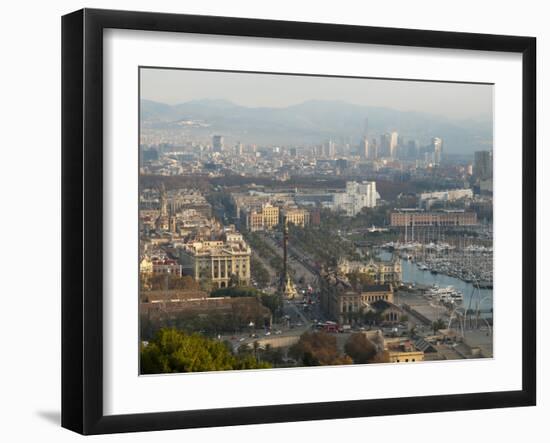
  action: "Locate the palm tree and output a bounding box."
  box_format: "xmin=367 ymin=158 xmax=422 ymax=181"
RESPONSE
xmin=253 ymin=340 xmax=260 ymax=362
xmin=432 ymin=319 xmax=446 ymax=335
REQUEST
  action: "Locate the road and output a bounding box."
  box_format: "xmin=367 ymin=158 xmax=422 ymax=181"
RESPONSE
xmin=220 ymin=297 xmax=325 ymax=352
xmin=258 ymin=232 xmax=319 ymax=287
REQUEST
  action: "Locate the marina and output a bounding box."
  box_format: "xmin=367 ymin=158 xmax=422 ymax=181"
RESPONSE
xmin=378 ymin=250 xmax=493 ymax=312
xmin=382 ymin=222 xmax=493 ymax=286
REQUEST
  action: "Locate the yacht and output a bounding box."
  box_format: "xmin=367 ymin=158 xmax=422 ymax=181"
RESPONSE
xmin=426 ymin=285 xmax=463 ymax=303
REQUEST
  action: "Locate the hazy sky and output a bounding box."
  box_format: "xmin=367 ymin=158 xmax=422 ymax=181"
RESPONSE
xmin=140 ymin=68 xmax=493 ymax=121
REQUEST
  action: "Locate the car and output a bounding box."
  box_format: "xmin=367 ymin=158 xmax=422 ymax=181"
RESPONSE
xmin=264 ymin=331 xmax=271 ymax=336
xmin=274 ymin=330 xmax=282 ymax=335
xmin=239 ymin=337 xmax=245 ymax=342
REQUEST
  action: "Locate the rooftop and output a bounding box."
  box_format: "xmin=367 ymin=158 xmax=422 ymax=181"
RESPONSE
xmin=362 ymin=284 xmax=393 ymax=293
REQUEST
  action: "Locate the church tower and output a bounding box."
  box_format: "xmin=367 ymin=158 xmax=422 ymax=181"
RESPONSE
xmin=169 ymin=205 xmax=177 ymax=233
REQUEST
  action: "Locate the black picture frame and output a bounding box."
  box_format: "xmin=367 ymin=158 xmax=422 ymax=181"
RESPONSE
xmin=62 ymin=8 xmax=537 ymax=435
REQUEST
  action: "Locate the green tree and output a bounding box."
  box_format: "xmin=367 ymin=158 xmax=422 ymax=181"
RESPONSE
xmin=344 ymin=333 xmax=377 ymax=364
xmin=269 ymin=255 xmax=283 ymax=273
xmin=250 ymin=257 xmax=270 ymax=287
xmin=211 ymin=286 xmax=282 ymax=320
xmin=289 ymin=332 xmax=352 ymax=366
xmin=140 ymin=328 xmax=271 ymax=374
xmin=229 ymin=273 xmax=240 ymax=287
xmin=260 ymin=293 xmax=283 ymax=319
xmin=347 ymin=271 xmax=375 ymax=291
xmin=363 ymin=309 xmax=383 ymax=325
xmin=259 ymin=344 xmax=284 ymax=366
xmin=211 ymin=286 xmax=262 ymax=298
xmin=432 ymin=319 xmax=446 ymax=334
xmin=252 ymin=340 xmax=260 ymax=362
xmin=199 ymin=278 xmax=214 ymax=293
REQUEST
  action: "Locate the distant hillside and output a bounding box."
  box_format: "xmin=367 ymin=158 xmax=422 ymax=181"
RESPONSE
xmin=140 ymin=98 xmax=492 ymax=154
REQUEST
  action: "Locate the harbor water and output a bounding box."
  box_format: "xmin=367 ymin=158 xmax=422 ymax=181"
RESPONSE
xmin=378 ymin=251 xmax=494 ymax=311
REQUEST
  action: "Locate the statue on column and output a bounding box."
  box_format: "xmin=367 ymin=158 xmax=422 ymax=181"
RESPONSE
xmin=279 ymin=215 xmax=298 ymax=299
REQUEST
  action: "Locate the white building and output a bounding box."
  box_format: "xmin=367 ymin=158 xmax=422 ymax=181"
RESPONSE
xmin=419 ymin=188 xmax=473 ymax=208
xmin=359 ymin=136 xmax=370 ymax=159
xmin=178 ymin=233 xmax=251 ymax=288
xmin=432 ymin=137 xmax=443 ymax=165
xmin=333 ymin=181 xmax=379 ymax=216
xmin=390 ymin=131 xmax=399 ymax=159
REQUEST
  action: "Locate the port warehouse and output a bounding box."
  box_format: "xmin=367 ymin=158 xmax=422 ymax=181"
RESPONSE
xmin=390 ymin=209 xmax=478 ymax=227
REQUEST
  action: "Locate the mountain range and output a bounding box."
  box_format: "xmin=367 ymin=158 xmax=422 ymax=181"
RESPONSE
xmin=140 ymin=98 xmax=493 ymax=154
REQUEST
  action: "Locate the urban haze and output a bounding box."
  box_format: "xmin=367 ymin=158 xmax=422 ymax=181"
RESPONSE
xmin=141 ymin=68 xmax=493 ymax=155
xmin=140 ymin=68 xmax=492 ymax=120
xmin=139 ymin=67 xmax=493 ymax=374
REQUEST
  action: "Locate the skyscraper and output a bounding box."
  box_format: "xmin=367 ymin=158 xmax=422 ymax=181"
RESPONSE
xmin=235 ymin=142 xmax=243 ymax=155
xmin=359 ymin=136 xmax=369 ymax=159
xmin=370 ymin=138 xmax=378 ymax=159
xmin=474 ymin=151 xmax=493 ymax=180
xmin=390 ymin=131 xmax=399 ymax=159
xmin=380 ymin=133 xmax=391 ymax=157
xmin=212 ymin=135 xmax=224 ymax=152
xmin=431 ymin=137 xmax=443 ymax=165
xmin=407 ymin=140 xmax=418 ymax=160
xmin=324 ymin=140 xmax=335 ymax=158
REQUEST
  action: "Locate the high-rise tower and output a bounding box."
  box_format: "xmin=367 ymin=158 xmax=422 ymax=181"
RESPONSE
xmin=431 ymin=137 xmax=443 ymax=165
xmin=380 ymin=133 xmax=391 ymax=157
xmin=359 ymin=136 xmax=369 ymax=159
xmin=212 ymin=135 xmax=224 ymax=152
xmin=390 ymin=131 xmax=399 ymax=159
xmin=474 ymin=151 xmax=493 ymax=180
